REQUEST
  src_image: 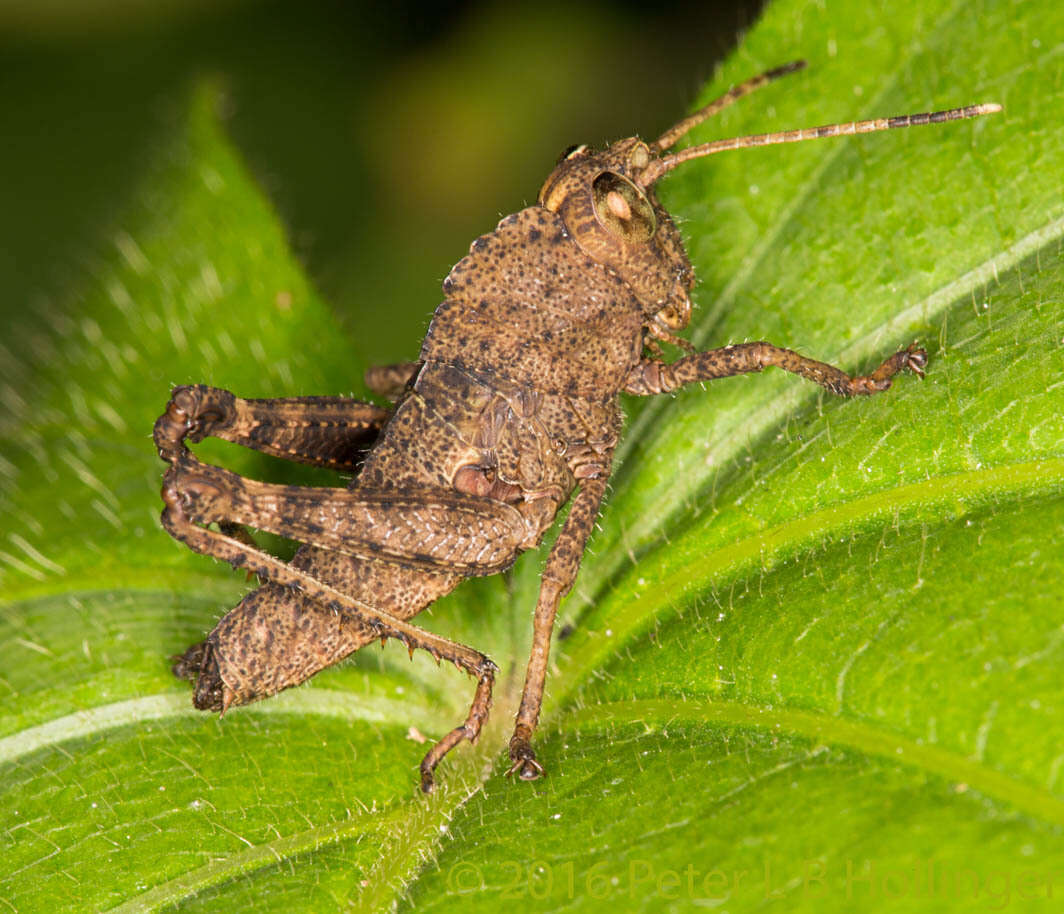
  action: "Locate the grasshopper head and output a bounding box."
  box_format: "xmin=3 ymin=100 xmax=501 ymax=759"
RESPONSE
xmin=537 ymin=136 xmax=695 ymax=337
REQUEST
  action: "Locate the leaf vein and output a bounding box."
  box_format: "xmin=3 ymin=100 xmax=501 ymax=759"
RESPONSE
xmin=559 ymin=699 xmax=1064 ymax=826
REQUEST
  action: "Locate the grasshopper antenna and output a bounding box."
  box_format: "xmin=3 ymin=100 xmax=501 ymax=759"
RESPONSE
xmin=653 ymin=60 xmax=807 ymax=152
xmin=641 ymin=100 xmax=1002 ymax=187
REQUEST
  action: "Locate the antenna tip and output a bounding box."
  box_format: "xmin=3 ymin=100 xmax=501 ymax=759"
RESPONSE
xmin=981 ymin=102 xmax=1004 ymax=114
xmin=769 ymin=60 xmax=807 ymax=78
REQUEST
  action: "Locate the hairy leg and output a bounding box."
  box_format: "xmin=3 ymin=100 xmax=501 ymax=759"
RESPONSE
xmin=624 ymin=341 xmax=926 ymax=397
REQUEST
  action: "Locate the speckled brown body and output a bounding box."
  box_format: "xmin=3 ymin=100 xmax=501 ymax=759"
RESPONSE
xmin=152 ymin=61 xmax=978 ymax=790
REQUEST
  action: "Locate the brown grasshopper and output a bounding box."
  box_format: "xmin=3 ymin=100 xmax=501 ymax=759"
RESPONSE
xmin=154 ymin=61 xmax=999 ymax=792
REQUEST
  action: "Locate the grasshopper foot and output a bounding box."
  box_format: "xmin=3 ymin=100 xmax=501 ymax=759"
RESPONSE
xmin=419 ymin=761 xmax=438 ymax=795
xmin=506 ymin=738 xmax=545 ymax=781
xmin=153 ymin=385 xmax=235 ymax=461
xmin=850 ymin=342 xmax=928 ymax=394
xmin=900 ymin=342 xmax=928 ymax=378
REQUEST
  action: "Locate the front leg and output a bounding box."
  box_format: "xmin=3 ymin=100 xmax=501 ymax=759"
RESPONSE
xmin=507 ymin=472 xmax=609 ymax=780
xmin=154 ymin=385 xmax=390 ymax=470
xmin=624 ymin=341 xmax=927 ymax=397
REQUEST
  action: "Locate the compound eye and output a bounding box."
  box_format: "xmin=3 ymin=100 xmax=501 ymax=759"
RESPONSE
xmin=592 ymin=172 xmax=656 ymax=243
xmin=628 ymin=143 xmax=650 ymax=170
xmin=557 ymin=143 xmax=589 ymax=164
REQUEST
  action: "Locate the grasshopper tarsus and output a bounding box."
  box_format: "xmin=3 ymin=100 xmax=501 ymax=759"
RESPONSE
xmin=419 ymin=670 xmax=495 ymax=791
xmin=156 ymin=61 xmax=997 ymax=790
xmin=506 ymin=735 xmax=545 ymax=782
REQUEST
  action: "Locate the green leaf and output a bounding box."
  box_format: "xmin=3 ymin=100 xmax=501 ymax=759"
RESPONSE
xmin=2 ymin=0 xmax=1063 ymax=911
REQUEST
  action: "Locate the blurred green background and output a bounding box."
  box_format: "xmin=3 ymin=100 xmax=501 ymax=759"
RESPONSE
xmin=0 ymin=0 xmax=763 ymax=365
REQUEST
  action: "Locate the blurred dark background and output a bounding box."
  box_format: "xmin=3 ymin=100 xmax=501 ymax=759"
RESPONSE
xmin=0 ymin=0 xmax=764 ymax=363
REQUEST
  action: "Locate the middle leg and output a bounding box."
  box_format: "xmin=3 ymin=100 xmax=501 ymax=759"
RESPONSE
xmin=507 ymin=473 xmax=609 ymax=780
